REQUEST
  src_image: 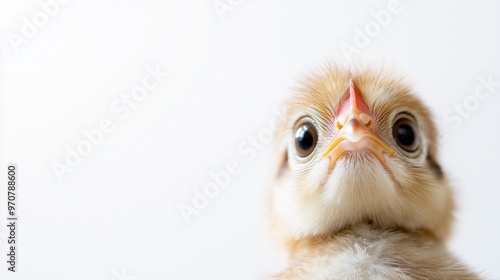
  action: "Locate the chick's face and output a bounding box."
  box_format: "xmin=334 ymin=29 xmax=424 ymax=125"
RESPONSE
xmin=271 ymin=67 xmax=454 ymax=247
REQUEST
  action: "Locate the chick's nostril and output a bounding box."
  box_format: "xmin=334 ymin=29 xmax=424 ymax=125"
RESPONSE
xmin=335 ymin=115 xmax=348 ymax=129
xmin=359 ymin=113 xmax=372 ymax=127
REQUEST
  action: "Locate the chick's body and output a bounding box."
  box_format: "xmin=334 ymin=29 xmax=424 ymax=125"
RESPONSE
xmin=268 ymin=65 xmax=479 ymax=279
xmin=272 ymin=225 xmax=477 ymax=279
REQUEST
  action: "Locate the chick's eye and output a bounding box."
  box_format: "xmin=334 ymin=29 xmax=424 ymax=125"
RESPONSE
xmin=392 ymin=118 xmax=419 ymax=152
xmin=294 ymin=122 xmax=318 ymax=157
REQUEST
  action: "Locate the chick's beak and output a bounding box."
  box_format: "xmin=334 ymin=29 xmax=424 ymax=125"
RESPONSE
xmin=322 ymin=79 xmax=395 ymax=169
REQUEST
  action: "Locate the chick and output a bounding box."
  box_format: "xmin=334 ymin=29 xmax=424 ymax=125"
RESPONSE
xmin=268 ymin=65 xmax=479 ymax=279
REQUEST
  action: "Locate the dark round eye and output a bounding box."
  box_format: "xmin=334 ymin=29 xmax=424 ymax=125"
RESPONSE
xmin=392 ymin=118 xmax=419 ymax=152
xmin=294 ymin=122 xmax=318 ymax=157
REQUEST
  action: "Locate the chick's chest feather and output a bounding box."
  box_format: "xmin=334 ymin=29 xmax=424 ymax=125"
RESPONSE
xmin=271 ymin=225 xmax=480 ymax=280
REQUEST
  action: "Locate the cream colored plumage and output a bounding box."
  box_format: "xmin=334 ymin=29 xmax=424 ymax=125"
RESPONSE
xmin=268 ymin=64 xmax=479 ymax=279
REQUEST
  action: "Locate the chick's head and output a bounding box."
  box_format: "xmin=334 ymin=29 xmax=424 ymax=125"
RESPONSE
xmin=270 ymin=65 xmax=454 ymax=252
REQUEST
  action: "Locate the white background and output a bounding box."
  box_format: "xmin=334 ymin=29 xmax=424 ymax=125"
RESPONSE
xmin=1 ymin=1 xmax=499 ymax=279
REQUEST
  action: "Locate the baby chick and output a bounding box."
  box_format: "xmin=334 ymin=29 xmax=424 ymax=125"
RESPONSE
xmin=268 ymin=65 xmax=479 ymax=279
